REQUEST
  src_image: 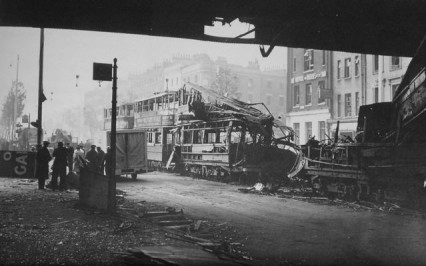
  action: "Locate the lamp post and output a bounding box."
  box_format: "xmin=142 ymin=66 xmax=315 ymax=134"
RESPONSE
xmin=93 ymin=59 xmax=116 ymax=213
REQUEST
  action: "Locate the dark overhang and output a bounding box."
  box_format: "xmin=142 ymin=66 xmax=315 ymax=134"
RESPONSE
xmin=1 ymin=0 xmax=425 ymax=57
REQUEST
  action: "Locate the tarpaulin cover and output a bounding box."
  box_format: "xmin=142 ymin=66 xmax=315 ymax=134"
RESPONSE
xmin=115 ymin=133 xmax=127 ymax=169
xmin=0 ymin=150 xmax=36 ymax=178
xmin=127 ymin=132 xmax=146 ymax=169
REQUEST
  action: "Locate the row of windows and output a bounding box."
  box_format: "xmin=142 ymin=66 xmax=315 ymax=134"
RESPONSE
xmin=336 ymin=92 xmax=360 ymax=117
xmin=293 ymin=81 xmax=326 ymax=106
xmin=337 ymin=56 xmax=402 ymax=80
xmin=373 ymin=56 xmax=401 ymax=72
xmin=292 ymin=121 xmax=326 ymax=144
xmin=337 ymin=56 xmax=360 ymax=79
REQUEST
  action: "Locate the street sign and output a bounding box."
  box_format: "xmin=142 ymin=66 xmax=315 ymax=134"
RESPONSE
xmin=93 ymin=63 xmax=112 ymax=81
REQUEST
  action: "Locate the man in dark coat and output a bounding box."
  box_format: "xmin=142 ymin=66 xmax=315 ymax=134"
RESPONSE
xmin=96 ymin=146 xmax=106 ymax=174
xmin=50 ymin=142 xmax=68 ymax=191
xmin=36 ymin=141 xmax=52 ymax=189
xmin=85 ymin=145 xmax=98 ymax=172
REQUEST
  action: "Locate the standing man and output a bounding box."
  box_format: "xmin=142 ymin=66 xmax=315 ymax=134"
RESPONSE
xmin=65 ymin=143 xmax=74 ymax=174
xmin=50 ymin=142 xmax=68 ymax=191
xmin=85 ymin=145 xmax=98 ymax=171
xmin=96 ymin=146 xmax=106 ymax=174
xmin=35 ymin=141 xmax=52 ymax=189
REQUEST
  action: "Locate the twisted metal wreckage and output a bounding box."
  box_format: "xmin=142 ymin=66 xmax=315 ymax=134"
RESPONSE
xmin=171 ymin=83 xmax=304 ymax=180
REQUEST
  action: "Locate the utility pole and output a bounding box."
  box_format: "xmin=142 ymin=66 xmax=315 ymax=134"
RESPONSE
xmin=37 ymin=28 xmax=44 ymax=146
xmin=109 ymin=58 xmax=118 ymax=213
xmin=93 ymin=59 xmax=116 ymax=213
xmin=11 ymin=55 xmax=19 ymax=149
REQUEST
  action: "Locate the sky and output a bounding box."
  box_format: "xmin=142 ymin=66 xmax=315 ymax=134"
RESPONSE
xmin=0 ymin=26 xmax=287 ymax=135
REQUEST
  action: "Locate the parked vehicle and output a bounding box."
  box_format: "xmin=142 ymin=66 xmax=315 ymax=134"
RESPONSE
xmin=106 ymin=129 xmax=147 ymax=179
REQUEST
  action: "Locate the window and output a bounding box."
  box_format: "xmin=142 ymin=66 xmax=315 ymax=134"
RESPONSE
xmin=391 ymin=83 xmax=399 ymax=98
xmin=304 ymin=49 xmax=314 ymax=71
xmin=355 ymin=56 xmax=360 ymax=76
xmin=293 ymin=123 xmax=300 ymax=145
xmin=279 ymin=96 xmax=284 ymax=106
xmin=183 ymin=131 xmax=192 ymax=144
xmin=319 ymin=121 xmax=326 ymax=140
xmin=166 ymin=133 xmax=173 ymax=144
xmin=204 ymin=130 xmax=217 ymax=143
xmin=266 ymin=94 xmax=272 ymax=105
xmin=373 ymin=55 xmax=379 ymax=73
xmin=391 ymin=56 xmax=401 ymax=70
xmin=344 ymin=58 xmax=351 ymax=78
xmin=294 ymin=85 xmax=300 ymax=106
xmin=280 ymin=82 xmax=284 ymax=90
xmin=155 ymin=132 xmax=162 ymax=144
xmin=322 ymin=50 xmax=326 ymax=65
xmin=345 ymin=93 xmax=352 ymax=117
xmin=355 ymin=92 xmax=360 ymax=115
xmin=193 ymin=130 xmax=202 ymax=144
xmin=318 ymin=81 xmax=325 ymax=104
xmin=267 ymin=81 xmax=272 ymax=89
xmin=337 ymin=60 xmax=341 ymax=79
xmin=195 ymin=75 xmax=198 ymax=83
xmin=126 ymin=105 xmax=133 ymax=116
xmin=293 ymin=58 xmax=296 ymax=72
xmin=374 ymin=87 xmax=379 ymax=103
xmin=306 ymin=122 xmax=312 ymax=141
xmin=337 ymin=94 xmax=342 ymax=117
xmin=305 ymin=83 xmax=312 ymax=105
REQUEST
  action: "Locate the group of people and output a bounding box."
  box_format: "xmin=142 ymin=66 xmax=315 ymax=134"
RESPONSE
xmin=35 ymin=141 xmax=112 ymax=190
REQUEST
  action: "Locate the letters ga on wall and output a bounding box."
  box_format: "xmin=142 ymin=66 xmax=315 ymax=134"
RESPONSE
xmin=0 ymin=151 xmax=36 ymax=178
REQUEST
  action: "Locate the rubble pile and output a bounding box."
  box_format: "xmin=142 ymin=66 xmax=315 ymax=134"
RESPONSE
xmin=238 ymin=180 xmax=426 ymax=218
xmin=115 ymin=200 xmax=254 ymax=265
xmin=0 ymin=178 xmax=254 ymax=265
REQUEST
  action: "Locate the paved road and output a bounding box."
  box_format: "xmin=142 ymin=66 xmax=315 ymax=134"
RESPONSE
xmin=118 ymin=172 xmax=426 ymax=266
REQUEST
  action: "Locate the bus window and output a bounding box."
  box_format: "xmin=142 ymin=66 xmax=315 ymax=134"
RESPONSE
xmin=155 ymin=132 xmax=162 ymax=144
xmin=204 ymin=129 xmax=216 ymax=143
xmin=183 ymin=131 xmax=192 ymax=144
xmin=166 ymin=133 xmax=173 ymax=144
xmin=193 ymin=130 xmax=202 ymax=144
xmin=127 ymin=105 xmax=133 ymax=116
xmin=219 ymin=130 xmax=227 ymax=144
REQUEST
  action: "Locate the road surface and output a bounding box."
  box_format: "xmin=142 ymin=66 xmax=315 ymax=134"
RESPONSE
xmin=118 ymin=172 xmax=426 ymax=266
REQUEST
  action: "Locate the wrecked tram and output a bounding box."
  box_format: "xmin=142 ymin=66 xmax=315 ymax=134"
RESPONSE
xmin=103 ymin=82 xmax=303 ymax=181
xmin=173 ymin=83 xmax=302 ymax=181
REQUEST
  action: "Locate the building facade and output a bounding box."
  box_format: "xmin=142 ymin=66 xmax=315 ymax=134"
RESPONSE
xmin=365 ymin=55 xmax=411 ymax=105
xmin=287 ymin=48 xmax=412 ymax=143
xmin=286 ymin=48 xmax=333 ymax=144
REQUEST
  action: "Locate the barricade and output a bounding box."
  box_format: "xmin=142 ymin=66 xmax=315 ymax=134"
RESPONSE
xmin=78 ymin=161 xmax=109 ymax=211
